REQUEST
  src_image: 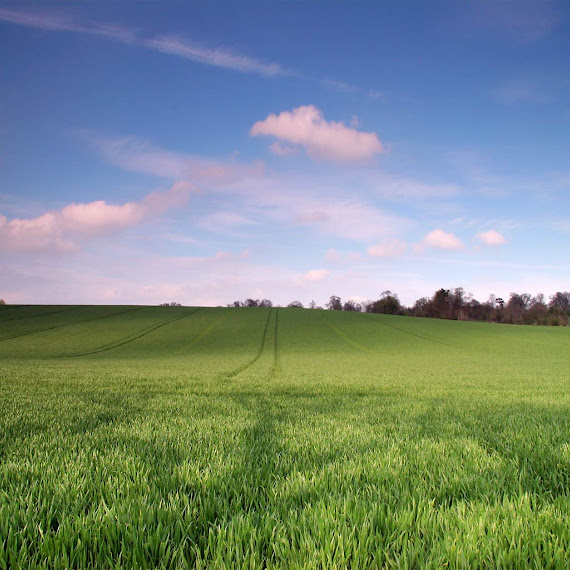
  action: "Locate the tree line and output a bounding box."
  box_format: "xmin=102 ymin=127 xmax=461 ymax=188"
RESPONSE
xmin=228 ymin=288 xmax=570 ymax=326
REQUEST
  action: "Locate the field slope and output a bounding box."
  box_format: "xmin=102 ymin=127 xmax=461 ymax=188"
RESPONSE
xmin=1 ymin=305 xmax=570 ymax=568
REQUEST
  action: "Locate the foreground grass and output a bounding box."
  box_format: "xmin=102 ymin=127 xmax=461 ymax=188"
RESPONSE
xmin=1 ymin=306 xmax=570 ymax=568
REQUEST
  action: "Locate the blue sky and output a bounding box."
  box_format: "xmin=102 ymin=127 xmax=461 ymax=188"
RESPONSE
xmin=1 ymin=1 xmax=569 ymax=306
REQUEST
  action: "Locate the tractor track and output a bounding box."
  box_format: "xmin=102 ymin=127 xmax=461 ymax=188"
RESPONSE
xmin=321 ymin=314 xmax=373 ymax=353
xmin=272 ymin=308 xmax=280 ymax=376
xmin=0 ymin=307 xmax=145 ymax=343
xmin=222 ymin=308 xmax=274 ymax=379
xmin=170 ymin=310 xmax=231 ymax=355
xmin=375 ymin=318 xmax=466 ymax=350
xmin=64 ymin=308 xmax=204 ymax=357
xmin=0 ymin=306 xmax=79 ymax=323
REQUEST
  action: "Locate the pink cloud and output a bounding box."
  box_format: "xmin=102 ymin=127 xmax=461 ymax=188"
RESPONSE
xmin=292 ymin=268 xmax=330 ymax=286
xmin=477 ymin=230 xmax=507 ymax=246
xmin=420 ymin=229 xmax=463 ymax=251
xmin=0 ymin=181 xmax=192 ymax=253
xmin=0 ymin=212 xmax=76 ymax=254
xmin=325 ymin=248 xmax=341 ymax=263
xmin=368 ymin=239 xmax=407 ymax=258
xmin=296 ymin=211 xmax=330 ymax=224
xmin=291 ymin=200 xmax=409 ymax=242
xmin=250 ymin=105 xmax=384 ymax=162
xmin=269 ymin=141 xmax=298 ymax=156
xmin=325 ymin=249 xmax=363 ymax=264
xmin=304 ymin=269 xmax=330 ymax=281
xmin=198 ymin=211 xmax=257 ymax=232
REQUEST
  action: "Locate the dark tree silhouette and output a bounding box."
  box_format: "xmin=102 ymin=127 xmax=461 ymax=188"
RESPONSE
xmin=326 ymin=296 xmax=342 ymax=311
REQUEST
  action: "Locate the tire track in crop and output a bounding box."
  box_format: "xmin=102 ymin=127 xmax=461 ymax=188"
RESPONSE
xmin=221 ymin=308 xmax=274 ymax=379
xmin=0 ymin=306 xmax=145 ymax=342
xmin=374 ymin=318 xmax=464 ymax=350
xmin=0 ymin=305 xmax=30 ymax=313
xmin=170 ymin=310 xmax=232 ymax=355
xmin=65 ymin=308 xmax=204 ymax=357
xmin=271 ymin=308 xmax=281 ymax=377
xmin=0 ymin=306 xmax=79 ymax=323
xmin=321 ymin=314 xmax=373 ymax=353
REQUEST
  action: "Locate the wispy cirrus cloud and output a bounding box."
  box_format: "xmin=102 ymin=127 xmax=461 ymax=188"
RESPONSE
xmin=0 ymin=7 xmax=386 ymax=94
xmin=82 ymin=132 xmax=473 ymax=245
xmin=0 ymin=7 xmax=136 ymax=42
xmin=465 ymin=0 xmax=561 ymax=43
xmin=146 ymin=36 xmax=287 ymax=77
xmin=321 ymin=79 xmax=359 ymax=93
xmin=79 ymin=131 xmax=264 ymax=183
xmin=494 ymin=78 xmax=554 ymax=104
xmin=0 ymin=181 xmax=192 ymax=253
xmin=86 ymin=131 xmax=461 ymax=208
xmin=0 ymin=7 xmax=287 ymax=77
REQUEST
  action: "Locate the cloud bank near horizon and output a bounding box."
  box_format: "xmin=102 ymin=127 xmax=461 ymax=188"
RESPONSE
xmin=0 ymin=182 xmax=191 ymax=253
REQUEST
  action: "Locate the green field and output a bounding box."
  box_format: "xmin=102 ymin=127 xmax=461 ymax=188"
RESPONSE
xmin=1 ymin=305 xmax=570 ymax=568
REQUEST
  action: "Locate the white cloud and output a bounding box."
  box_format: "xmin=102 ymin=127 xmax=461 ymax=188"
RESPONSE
xmin=476 ymin=230 xmax=507 ymax=246
xmin=292 ymin=269 xmax=330 ymax=286
xmin=368 ymin=239 xmax=407 ymax=258
xmin=250 ymin=105 xmax=384 ymax=162
xmin=0 ymin=181 xmax=192 ymax=253
xmin=420 ymin=229 xmax=463 ymax=251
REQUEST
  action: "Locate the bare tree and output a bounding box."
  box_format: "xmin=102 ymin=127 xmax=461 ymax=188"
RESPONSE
xmin=549 ymin=292 xmax=570 ymax=314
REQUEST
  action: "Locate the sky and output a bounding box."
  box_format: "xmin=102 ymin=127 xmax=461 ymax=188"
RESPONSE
xmin=1 ymin=1 xmax=569 ymax=307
